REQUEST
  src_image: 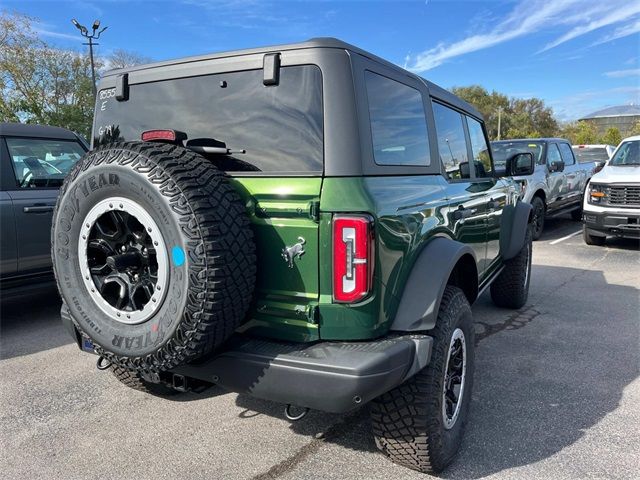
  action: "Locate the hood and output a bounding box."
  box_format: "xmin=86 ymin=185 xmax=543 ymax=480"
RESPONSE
xmin=590 ymin=165 xmax=640 ymax=185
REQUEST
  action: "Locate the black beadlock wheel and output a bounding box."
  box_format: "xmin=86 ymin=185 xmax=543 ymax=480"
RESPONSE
xmin=52 ymin=142 xmax=256 ymax=373
xmin=490 ymin=225 xmax=532 ymax=309
xmin=370 ymin=286 xmax=475 ymax=473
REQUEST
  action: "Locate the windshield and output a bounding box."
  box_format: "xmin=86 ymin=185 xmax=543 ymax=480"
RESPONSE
xmin=609 ymin=140 xmax=640 ymax=166
xmin=491 ymin=141 xmax=544 ymax=167
xmin=572 ymin=146 xmax=610 ymax=163
xmin=5 ymin=137 xmax=86 ymax=188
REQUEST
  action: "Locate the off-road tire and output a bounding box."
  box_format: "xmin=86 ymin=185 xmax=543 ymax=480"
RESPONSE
xmin=52 ymin=141 xmax=256 ymax=373
xmin=583 ymin=224 xmax=606 ymax=246
xmin=370 ymin=286 xmax=474 ymax=473
xmin=490 ymin=225 xmax=532 ymax=309
xmin=111 ymin=365 xmax=181 ymax=396
xmin=530 ymin=196 xmax=545 ymax=240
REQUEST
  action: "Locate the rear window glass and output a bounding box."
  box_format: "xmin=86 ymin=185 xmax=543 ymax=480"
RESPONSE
xmin=365 ymin=71 xmax=430 ymax=166
xmin=5 ymin=137 xmax=86 ymax=188
xmin=572 ymin=147 xmax=609 ymax=163
xmin=491 ymin=141 xmax=544 ymax=167
xmin=94 ymin=66 xmax=323 ymax=174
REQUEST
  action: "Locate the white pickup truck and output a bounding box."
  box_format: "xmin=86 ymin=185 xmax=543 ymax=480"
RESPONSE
xmin=582 ymin=135 xmax=640 ymax=245
xmin=491 ymin=138 xmax=596 ymax=240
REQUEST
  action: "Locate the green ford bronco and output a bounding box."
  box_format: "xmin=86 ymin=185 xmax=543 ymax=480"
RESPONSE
xmin=53 ymin=38 xmax=535 ymax=473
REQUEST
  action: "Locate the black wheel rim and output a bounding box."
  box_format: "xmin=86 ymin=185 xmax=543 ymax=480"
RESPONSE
xmin=79 ymin=197 xmax=169 ymax=324
xmin=442 ymin=328 xmax=467 ymax=429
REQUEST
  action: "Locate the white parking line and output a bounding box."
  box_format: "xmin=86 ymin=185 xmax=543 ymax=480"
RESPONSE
xmin=549 ymin=230 xmax=582 ymax=245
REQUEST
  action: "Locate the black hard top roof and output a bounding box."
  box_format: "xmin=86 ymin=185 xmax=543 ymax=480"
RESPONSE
xmin=103 ymin=37 xmax=481 ymax=120
xmin=0 ymin=122 xmax=79 ymax=140
xmin=492 ymin=138 xmax=570 ymax=143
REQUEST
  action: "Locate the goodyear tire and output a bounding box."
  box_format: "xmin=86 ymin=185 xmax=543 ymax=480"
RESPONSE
xmin=490 ymin=225 xmax=532 ymax=309
xmin=371 ymin=286 xmax=474 ymax=473
xmin=52 ymin=142 xmax=256 ymax=372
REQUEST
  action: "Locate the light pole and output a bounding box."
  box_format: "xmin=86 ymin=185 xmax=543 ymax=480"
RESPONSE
xmin=497 ymin=106 xmax=503 ymax=140
xmin=71 ymin=18 xmax=107 ymax=97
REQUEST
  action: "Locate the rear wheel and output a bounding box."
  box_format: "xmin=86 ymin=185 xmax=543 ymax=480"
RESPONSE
xmin=530 ymin=196 xmax=545 ymax=240
xmin=370 ymin=286 xmax=474 ymax=473
xmin=490 ymin=225 xmax=532 ymax=309
xmin=583 ymin=225 xmax=606 ymax=246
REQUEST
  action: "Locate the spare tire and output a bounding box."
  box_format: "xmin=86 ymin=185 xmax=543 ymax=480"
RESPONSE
xmin=52 ymin=141 xmax=256 ymax=372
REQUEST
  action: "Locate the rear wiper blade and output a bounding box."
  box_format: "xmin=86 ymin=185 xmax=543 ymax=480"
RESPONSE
xmin=186 ymin=138 xmax=246 ymax=155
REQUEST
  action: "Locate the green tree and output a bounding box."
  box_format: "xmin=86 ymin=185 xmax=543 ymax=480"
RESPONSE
xmin=600 ymin=127 xmax=622 ymax=146
xmin=452 ymin=86 xmax=557 ymax=140
xmin=560 ymin=120 xmax=598 ymax=144
xmin=626 ymin=119 xmax=640 ymax=137
xmin=0 ymin=11 xmax=97 ymax=138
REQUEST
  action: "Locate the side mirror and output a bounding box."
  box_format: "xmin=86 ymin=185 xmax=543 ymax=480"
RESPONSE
xmin=504 ymin=152 xmax=535 ymax=176
xmin=593 ymin=161 xmax=605 ymax=174
xmin=548 ymin=160 xmax=565 ymax=173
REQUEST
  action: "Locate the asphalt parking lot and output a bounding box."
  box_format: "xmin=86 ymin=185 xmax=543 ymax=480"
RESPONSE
xmin=1 ymin=216 xmax=638 ymax=480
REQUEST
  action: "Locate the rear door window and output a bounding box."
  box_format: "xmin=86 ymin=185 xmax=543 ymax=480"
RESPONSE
xmin=95 ymin=66 xmax=323 ymax=174
xmin=465 ymin=116 xmax=493 ymax=178
xmin=558 ymin=143 xmax=575 ymax=165
xmin=433 ymin=102 xmax=469 ymax=180
xmin=365 ymin=71 xmax=430 ymax=166
xmin=5 ymin=138 xmax=85 ymax=188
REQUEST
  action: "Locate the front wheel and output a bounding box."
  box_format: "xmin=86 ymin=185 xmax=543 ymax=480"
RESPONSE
xmin=370 ymin=286 xmax=474 ymax=473
xmin=583 ymin=224 xmax=606 ymax=246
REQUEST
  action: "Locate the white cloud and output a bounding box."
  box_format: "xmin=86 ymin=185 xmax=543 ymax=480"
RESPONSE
xmin=604 ymin=69 xmax=640 ymax=79
xmin=550 ymin=86 xmax=640 ymax=121
xmin=406 ymin=0 xmax=640 ymax=72
xmin=540 ymin=2 xmax=640 ymax=52
xmin=34 ymin=28 xmax=78 ymax=41
xmin=592 ymin=18 xmax=640 ymax=46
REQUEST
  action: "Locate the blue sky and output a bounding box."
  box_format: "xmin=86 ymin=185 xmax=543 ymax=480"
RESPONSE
xmin=5 ymin=0 xmax=640 ymax=121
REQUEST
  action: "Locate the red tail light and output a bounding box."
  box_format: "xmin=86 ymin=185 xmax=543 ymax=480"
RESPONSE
xmin=333 ymin=215 xmax=374 ymax=303
xmin=141 ymin=129 xmax=187 ymax=143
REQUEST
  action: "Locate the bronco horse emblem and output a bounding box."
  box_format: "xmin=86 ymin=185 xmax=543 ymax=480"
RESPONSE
xmin=282 ymin=237 xmax=306 ymax=268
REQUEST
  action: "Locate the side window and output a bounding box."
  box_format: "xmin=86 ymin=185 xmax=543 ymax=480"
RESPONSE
xmin=365 ymin=71 xmax=430 ymax=166
xmin=433 ymin=102 xmax=469 ymax=180
xmin=558 ymin=143 xmax=575 ymax=165
xmin=547 ymin=143 xmax=562 ymax=166
xmin=5 ymin=138 xmax=85 ymax=189
xmin=466 ymin=116 xmax=493 ymax=178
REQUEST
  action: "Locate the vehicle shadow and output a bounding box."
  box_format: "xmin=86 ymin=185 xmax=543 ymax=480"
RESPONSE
xmin=0 ymin=286 xmax=71 ymax=360
xmin=232 ymin=264 xmax=638 ymax=478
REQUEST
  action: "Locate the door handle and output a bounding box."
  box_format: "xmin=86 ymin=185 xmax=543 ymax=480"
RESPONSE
xmin=23 ymin=205 xmax=54 ymax=213
xmin=453 ymin=207 xmax=477 ymax=220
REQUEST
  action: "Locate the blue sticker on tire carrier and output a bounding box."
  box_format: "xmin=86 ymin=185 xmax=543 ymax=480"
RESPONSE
xmin=172 ymin=246 xmax=185 ymax=267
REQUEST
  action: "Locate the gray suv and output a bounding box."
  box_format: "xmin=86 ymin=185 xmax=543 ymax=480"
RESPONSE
xmin=1 ymin=123 xmax=87 ymax=290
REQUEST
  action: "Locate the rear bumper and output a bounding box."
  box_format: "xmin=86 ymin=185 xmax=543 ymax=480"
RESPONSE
xmin=583 ymin=209 xmax=640 ymax=238
xmin=172 ymin=334 xmax=432 ymax=413
xmin=63 ymin=305 xmax=433 ymax=413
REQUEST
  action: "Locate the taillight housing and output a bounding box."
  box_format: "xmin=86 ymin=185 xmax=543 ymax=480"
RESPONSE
xmin=333 ymin=215 xmax=374 ymax=303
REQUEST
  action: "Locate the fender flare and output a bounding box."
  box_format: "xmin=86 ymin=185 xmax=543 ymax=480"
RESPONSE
xmin=499 ymin=201 xmax=532 ymax=260
xmin=390 ymin=237 xmax=476 ymax=332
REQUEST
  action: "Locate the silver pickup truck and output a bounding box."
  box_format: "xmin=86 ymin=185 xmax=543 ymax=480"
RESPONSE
xmin=492 ymin=138 xmax=596 ymax=239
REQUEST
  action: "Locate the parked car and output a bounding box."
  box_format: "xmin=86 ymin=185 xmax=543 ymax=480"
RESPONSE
xmin=491 ymin=138 xmax=596 ymax=240
xmin=583 ymin=135 xmax=640 ymax=245
xmin=0 ymin=123 xmax=87 ymax=290
xmin=572 ymin=144 xmax=614 ymax=174
xmin=52 ymin=38 xmax=535 ymax=474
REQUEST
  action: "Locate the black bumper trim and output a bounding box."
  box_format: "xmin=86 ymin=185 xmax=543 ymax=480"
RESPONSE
xmin=583 ymin=210 xmax=640 ymax=238
xmin=172 ymin=334 xmax=433 ymax=413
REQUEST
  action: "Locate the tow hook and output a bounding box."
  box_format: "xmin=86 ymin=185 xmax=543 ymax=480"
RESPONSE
xmin=96 ymin=356 xmax=112 ymax=371
xmin=284 ymin=404 xmax=309 ymax=421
